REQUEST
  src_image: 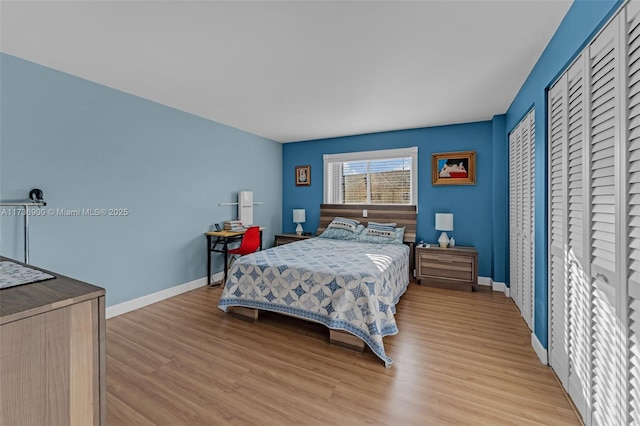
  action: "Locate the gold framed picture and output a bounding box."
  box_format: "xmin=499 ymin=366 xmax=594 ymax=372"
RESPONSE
xmin=295 ymin=165 xmax=311 ymax=186
xmin=432 ymin=151 xmax=476 ymax=185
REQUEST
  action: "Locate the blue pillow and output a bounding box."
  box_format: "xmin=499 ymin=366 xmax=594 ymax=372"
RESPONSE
xmin=357 ymin=227 xmax=405 ymax=245
xmin=318 ymin=224 xmax=365 ymax=240
xmin=367 ymin=221 xmax=397 ymax=227
xmin=327 ymin=217 xmax=361 ymax=233
xmin=364 ymin=222 xmax=397 ymax=238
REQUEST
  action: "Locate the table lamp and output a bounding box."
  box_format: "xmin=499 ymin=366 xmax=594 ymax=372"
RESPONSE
xmin=435 ymin=213 xmax=453 ymax=247
xmin=293 ymin=209 xmax=306 ymax=235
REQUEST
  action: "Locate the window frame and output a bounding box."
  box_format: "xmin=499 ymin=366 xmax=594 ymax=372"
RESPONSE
xmin=323 ymin=147 xmax=418 ymax=206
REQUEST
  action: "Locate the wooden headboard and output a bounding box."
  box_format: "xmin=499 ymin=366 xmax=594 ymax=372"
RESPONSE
xmin=318 ymin=204 xmax=417 ymax=280
xmin=318 ymin=204 xmax=417 ymax=244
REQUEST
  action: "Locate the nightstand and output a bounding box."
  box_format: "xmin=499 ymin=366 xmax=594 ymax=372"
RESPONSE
xmin=415 ymin=245 xmax=478 ymax=291
xmin=274 ymin=233 xmax=314 ymax=246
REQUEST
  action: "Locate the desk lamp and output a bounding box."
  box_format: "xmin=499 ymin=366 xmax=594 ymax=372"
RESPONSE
xmin=435 ymin=213 xmax=453 ymax=247
xmin=293 ymin=209 xmax=306 ymax=235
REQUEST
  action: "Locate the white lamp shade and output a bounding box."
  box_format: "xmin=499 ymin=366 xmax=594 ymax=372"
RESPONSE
xmin=435 ymin=213 xmax=453 ymax=231
xmin=293 ymin=209 xmax=306 ymax=223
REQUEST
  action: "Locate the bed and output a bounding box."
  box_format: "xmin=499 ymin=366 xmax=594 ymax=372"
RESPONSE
xmin=218 ymin=204 xmax=417 ymax=366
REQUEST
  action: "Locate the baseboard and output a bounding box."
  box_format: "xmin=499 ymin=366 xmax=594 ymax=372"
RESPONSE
xmin=478 ymin=276 xmax=509 ymax=297
xmin=492 ymin=281 xmax=509 ymax=297
xmin=105 ymin=272 xmax=222 ymax=319
xmin=531 ymin=332 xmax=548 ymax=365
xmin=477 ymin=276 xmax=492 ymax=286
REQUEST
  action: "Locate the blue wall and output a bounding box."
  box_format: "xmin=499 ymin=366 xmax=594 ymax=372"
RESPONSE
xmin=282 ymin=120 xmax=505 ymax=279
xmin=0 ymin=53 xmax=282 ymax=307
xmin=505 ymin=0 xmax=622 ymax=347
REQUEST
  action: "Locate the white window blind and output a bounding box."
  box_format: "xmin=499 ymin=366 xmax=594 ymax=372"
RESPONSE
xmin=323 ymin=147 xmax=418 ymax=205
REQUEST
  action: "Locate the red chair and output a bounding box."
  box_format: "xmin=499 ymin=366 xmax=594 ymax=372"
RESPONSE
xmin=227 ymin=226 xmax=261 ymax=272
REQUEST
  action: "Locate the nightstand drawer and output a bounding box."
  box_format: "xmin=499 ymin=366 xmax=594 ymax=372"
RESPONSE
xmin=276 ymin=236 xmax=302 ymax=246
xmin=419 ymin=263 xmax=472 ymax=281
xmin=274 ymin=234 xmax=313 ymax=246
xmin=415 ymin=245 xmax=478 ymax=291
xmin=419 ymin=253 xmax=473 ymax=264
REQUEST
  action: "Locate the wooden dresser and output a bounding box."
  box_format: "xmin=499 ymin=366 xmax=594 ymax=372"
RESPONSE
xmin=415 ymin=245 xmax=478 ymax=291
xmin=274 ymin=233 xmax=313 ymax=246
xmin=0 ymin=257 xmax=106 ymax=425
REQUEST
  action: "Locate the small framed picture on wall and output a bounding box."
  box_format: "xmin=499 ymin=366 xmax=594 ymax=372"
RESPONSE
xmin=432 ymin=151 xmax=476 ymax=185
xmin=295 ymin=165 xmax=311 ymax=186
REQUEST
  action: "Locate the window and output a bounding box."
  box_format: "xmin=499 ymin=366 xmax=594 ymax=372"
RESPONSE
xmin=323 ymin=147 xmax=417 ymax=205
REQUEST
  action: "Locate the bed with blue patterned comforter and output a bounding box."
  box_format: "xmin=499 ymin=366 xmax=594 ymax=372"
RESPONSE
xmin=218 ymin=237 xmax=410 ymax=366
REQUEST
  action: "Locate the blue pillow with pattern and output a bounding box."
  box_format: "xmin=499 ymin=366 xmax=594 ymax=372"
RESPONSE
xmin=327 ymin=217 xmax=361 ymax=233
xmin=364 ymin=221 xmax=397 ymax=238
xmin=357 ymin=227 xmax=405 ymax=245
xmin=318 ymin=224 xmax=365 ymax=240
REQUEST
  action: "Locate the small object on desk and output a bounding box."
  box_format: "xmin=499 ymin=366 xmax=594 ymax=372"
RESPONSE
xmin=449 ymin=236 xmax=455 ymax=247
xmin=0 ymin=260 xmax=56 ymax=289
xmin=224 ymin=220 xmax=245 ymax=231
xmin=215 ymin=223 xmax=221 ymax=231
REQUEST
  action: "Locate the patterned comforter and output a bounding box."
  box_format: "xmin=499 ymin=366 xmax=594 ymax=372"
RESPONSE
xmin=218 ymin=238 xmax=410 ymax=366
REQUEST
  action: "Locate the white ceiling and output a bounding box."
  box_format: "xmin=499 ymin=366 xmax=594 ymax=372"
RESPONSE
xmin=0 ymin=1 xmax=572 ymax=143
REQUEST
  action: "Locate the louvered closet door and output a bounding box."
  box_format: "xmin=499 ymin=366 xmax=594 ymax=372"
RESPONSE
xmin=565 ymin=54 xmax=591 ymax=420
xmin=509 ymin=131 xmax=519 ymax=310
xmin=511 ymin=126 xmax=523 ymax=313
xmin=527 ymin=110 xmax=536 ymax=329
xmin=516 ymin=126 xmax=524 ymax=315
xmin=549 ymin=76 xmax=569 ymax=388
xmin=509 ymin=110 xmax=534 ymax=330
xmin=548 ymin=54 xmax=593 ymax=421
xmin=548 ymin=4 xmax=640 ymax=425
xmin=627 ymin=3 xmax=640 ymax=424
xmin=521 ymin=111 xmax=534 ymax=330
xmin=588 ymin=16 xmax=625 ymax=425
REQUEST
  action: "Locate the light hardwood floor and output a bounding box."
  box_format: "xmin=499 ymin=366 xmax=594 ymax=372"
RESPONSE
xmin=106 ymin=283 xmax=580 ymax=425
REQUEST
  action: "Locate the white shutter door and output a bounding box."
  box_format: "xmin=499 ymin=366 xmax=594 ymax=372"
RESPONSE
xmin=588 ymin=16 xmax=625 ymax=425
xmin=509 ymin=111 xmax=535 ymax=330
xmin=515 ymin=127 xmax=524 ymax=314
xmin=549 ymin=77 xmax=568 ymax=386
xmin=509 ymin=131 xmax=519 ymax=309
xmin=521 ymin=112 xmax=534 ymax=329
xmin=565 ymin=54 xmax=591 ymax=419
xmin=627 ymin=3 xmax=640 ymax=424
xmin=528 ymin=110 xmax=536 ymax=330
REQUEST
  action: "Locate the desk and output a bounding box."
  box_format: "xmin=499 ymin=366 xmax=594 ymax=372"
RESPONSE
xmin=205 ymin=228 xmax=264 ymax=286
